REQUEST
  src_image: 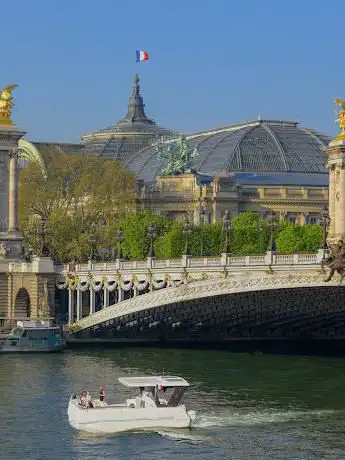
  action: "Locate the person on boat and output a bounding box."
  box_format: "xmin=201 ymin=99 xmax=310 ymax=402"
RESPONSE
xmin=98 ymin=387 xmax=108 ymax=406
xmin=86 ymin=391 xmax=94 ymax=408
xmin=79 ymin=391 xmax=88 ymax=407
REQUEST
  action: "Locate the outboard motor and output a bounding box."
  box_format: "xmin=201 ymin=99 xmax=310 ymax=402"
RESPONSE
xmin=187 ymin=410 xmax=197 ymax=424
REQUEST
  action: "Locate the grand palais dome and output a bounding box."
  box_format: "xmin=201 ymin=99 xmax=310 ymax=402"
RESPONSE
xmin=81 ymin=74 xmax=175 ymax=160
xmin=123 ymin=119 xmax=330 ymax=183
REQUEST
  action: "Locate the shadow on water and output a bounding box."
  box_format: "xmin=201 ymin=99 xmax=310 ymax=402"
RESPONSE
xmin=67 ymin=337 xmax=345 ymax=357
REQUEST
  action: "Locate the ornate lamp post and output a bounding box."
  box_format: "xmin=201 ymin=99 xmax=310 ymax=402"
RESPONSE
xmin=200 ymin=207 xmax=206 ymax=256
xmin=111 ymin=247 xmax=118 ymax=260
xmin=147 ymin=223 xmax=157 ymax=257
xmin=320 ymin=206 xmax=331 ymax=251
xmin=24 ymin=215 xmax=51 ymax=257
xmin=258 ymin=221 xmax=263 ymax=253
xmin=116 ymin=227 xmax=124 ymax=259
xmin=222 ymin=210 xmax=231 ymax=254
xmin=88 ymin=230 xmax=96 ymax=262
xmin=267 ymin=211 xmax=277 ymax=252
xmin=183 ymin=217 xmax=192 ymax=256
xmin=100 ymin=248 xmax=110 ymax=261
xmin=37 ymin=216 xmax=51 ymax=257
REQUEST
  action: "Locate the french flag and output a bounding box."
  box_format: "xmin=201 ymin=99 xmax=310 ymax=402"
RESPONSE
xmin=136 ymin=50 xmax=149 ymax=62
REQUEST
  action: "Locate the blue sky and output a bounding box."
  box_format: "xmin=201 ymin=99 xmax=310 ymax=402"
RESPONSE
xmin=2 ymin=0 xmax=345 ymax=142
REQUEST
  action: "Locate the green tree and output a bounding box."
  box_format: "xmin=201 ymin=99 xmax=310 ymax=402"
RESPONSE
xmin=231 ymin=212 xmax=269 ymax=254
xmin=275 ymin=223 xmax=322 ymax=252
xmin=155 ymin=221 xmax=223 ymax=258
xmin=155 ymin=221 xmax=184 ymax=258
xmin=119 ymin=211 xmax=170 ymax=260
xmin=302 ymin=224 xmax=323 ymax=251
xmin=19 ymin=153 xmax=136 ymax=263
xmin=198 ymin=223 xmax=223 ymax=256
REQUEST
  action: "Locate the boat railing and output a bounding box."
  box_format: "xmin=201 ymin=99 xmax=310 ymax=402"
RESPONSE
xmin=0 ymin=317 xmax=57 ymax=332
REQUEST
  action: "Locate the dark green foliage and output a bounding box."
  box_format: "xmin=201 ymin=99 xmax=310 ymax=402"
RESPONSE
xmin=119 ymin=212 xmax=323 ymax=259
xmin=119 ymin=211 xmax=170 ymax=260
xmin=155 ymin=222 xmax=223 ymax=258
xmin=231 ymin=212 xmax=269 ymax=254
xmin=155 ymin=221 xmax=184 ymax=258
xmin=275 ymin=223 xmax=323 ymax=252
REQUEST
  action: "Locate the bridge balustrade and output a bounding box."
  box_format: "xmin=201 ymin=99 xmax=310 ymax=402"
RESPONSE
xmin=60 ymin=250 xmax=323 ymax=275
xmin=56 ymin=250 xmax=327 ymax=325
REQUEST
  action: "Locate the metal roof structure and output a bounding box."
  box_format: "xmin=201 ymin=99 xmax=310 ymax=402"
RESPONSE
xmin=230 ymin=172 xmax=329 ymax=187
xmin=118 ymin=376 xmax=190 ymax=388
xmin=81 ymin=74 xmax=175 ymax=160
xmin=122 ymin=120 xmax=331 ymax=183
xmin=18 ymin=140 xmax=83 ymax=177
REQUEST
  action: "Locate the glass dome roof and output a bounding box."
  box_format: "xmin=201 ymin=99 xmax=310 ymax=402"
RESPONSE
xmin=122 ymin=120 xmax=331 ymax=183
xmin=81 ymin=74 xmax=175 ymax=160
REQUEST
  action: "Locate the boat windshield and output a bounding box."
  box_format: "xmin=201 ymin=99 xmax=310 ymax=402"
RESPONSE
xmin=166 ymin=387 xmax=186 ymax=407
xmin=8 ymin=327 xmax=23 ymax=338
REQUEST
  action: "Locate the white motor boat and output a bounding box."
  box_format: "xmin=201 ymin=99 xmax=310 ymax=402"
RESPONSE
xmin=67 ymin=375 xmax=196 ymax=433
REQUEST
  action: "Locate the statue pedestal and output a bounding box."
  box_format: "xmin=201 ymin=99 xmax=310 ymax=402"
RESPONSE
xmin=0 ymin=232 xmax=23 ymax=260
xmin=31 ymin=256 xmax=55 ymax=274
xmin=0 ymin=124 xmax=26 ymax=261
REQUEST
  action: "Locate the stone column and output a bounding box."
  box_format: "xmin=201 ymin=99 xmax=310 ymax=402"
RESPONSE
xmin=300 ymin=212 xmax=309 ymax=225
xmin=327 ymin=139 xmax=345 ymax=245
xmin=0 ymin=125 xmax=26 ymax=259
xmin=336 ymin=164 xmax=345 ymax=239
xmin=8 ymin=149 xmax=18 ymax=233
xmin=328 ymin=165 xmax=336 ymax=237
xmin=68 ymin=289 xmax=74 ymax=324
xmin=89 ymin=287 xmax=95 ymax=315
xmin=118 ymin=286 xmax=124 ymax=302
xmin=103 ymin=286 xmax=109 ymax=308
xmin=76 ymin=289 xmax=82 ymax=320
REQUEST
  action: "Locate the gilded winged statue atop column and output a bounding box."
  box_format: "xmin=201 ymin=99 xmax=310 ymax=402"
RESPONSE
xmin=335 ymin=97 xmax=345 ymax=139
xmin=0 ymin=84 xmax=18 ymax=124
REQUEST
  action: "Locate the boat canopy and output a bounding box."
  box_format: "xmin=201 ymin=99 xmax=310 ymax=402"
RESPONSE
xmin=118 ymin=376 xmax=190 ymax=388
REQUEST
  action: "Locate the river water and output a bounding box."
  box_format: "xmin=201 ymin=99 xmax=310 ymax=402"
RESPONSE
xmin=1 ymin=348 xmax=345 ymax=459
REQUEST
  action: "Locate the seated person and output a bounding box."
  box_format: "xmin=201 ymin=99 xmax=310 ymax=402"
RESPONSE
xmin=79 ymin=391 xmax=88 ymax=407
xmin=86 ymin=392 xmax=94 ymax=408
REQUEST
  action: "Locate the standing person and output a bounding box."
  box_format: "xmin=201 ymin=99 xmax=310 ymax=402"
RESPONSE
xmin=99 ymin=387 xmax=105 ymax=402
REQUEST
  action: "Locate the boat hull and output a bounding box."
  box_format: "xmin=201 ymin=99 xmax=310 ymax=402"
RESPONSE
xmin=68 ymin=400 xmax=193 ymax=433
xmin=0 ymin=344 xmax=65 ymax=353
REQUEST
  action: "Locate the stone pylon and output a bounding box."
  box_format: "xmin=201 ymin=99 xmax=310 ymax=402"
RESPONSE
xmin=327 ymin=138 xmax=345 ymax=246
xmin=0 ymin=124 xmax=26 ymax=259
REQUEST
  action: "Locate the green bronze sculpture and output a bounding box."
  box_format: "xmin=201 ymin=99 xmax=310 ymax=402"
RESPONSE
xmin=156 ymin=134 xmax=198 ymax=176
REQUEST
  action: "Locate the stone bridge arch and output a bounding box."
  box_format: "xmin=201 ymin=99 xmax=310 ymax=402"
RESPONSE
xmin=6 ymin=273 xmax=57 ymax=320
xmin=14 ymin=288 xmax=31 ymax=318
xmin=70 ymin=272 xmax=345 ymax=340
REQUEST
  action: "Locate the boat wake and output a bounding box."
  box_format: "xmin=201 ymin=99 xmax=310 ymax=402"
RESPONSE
xmin=156 ymin=429 xmax=208 ymax=444
xmin=192 ymin=408 xmax=337 ymax=428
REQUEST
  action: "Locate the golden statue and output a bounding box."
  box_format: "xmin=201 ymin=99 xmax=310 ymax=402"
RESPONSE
xmin=335 ymin=97 xmax=345 ymax=140
xmin=0 ymin=84 xmax=18 ymax=125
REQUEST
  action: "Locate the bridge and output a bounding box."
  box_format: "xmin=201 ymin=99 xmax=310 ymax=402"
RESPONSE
xmin=55 ymin=250 xmax=345 ymax=342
